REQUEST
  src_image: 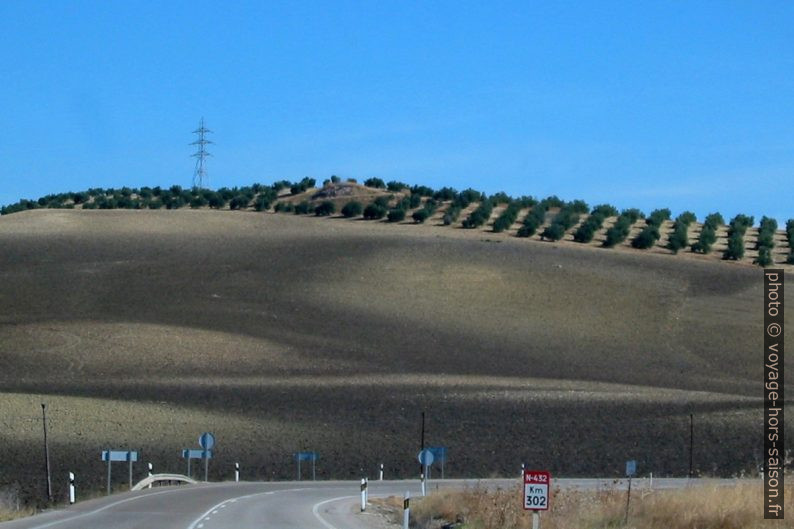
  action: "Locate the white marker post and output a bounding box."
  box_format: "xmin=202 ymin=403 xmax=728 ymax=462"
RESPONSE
xmin=521 ymin=463 xmax=525 ymax=478
xmin=403 ymin=491 xmax=410 ymax=529
xmin=379 ymin=463 xmax=384 ymax=481
xmin=68 ymin=472 xmax=75 ymax=504
xmin=360 ymin=478 xmax=367 ymax=511
xmin=421 ymin=472 xmax=426 ymax=497
xmin=235 ymin=462 xmax=240 ymax=482
xmin=148 ymin=463 xmax=153 ymax=489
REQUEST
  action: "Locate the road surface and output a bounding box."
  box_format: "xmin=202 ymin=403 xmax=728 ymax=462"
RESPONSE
xmin=0 ymin=477 xmax=719 ymax=529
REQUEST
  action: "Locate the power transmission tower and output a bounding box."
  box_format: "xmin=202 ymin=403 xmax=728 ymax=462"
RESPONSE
xmin=191 ymin=118 xmax=213 ymax=189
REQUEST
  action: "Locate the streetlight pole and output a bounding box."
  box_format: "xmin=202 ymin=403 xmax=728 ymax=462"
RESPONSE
xmin=689 ymin=413 xmax=695 ymax=478
xmin=41 ymin=403 xmax=52 ymax=502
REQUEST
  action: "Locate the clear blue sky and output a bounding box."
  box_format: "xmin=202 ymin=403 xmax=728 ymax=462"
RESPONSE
xmin=1 ymin=1 xmax=792 ymax=223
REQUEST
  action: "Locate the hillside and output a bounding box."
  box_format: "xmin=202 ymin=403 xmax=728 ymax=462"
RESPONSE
xmin=2 ymin=180 xmax=793 ymax=270
xmin=0 ymin=208 xmax=791 ymax=506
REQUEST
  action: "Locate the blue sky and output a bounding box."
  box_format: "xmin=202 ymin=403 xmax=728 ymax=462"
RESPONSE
xmin=1 ymin=1 xmax=792 ymax=223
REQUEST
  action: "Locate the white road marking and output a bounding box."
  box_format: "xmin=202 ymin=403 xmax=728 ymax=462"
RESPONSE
xmin=28 ymin=488 xmax=190 ymax=529
xmin=311 ymin=495 xmax=357 ymax=529
xmin=185 ymin=488 xmax=307 ymax=529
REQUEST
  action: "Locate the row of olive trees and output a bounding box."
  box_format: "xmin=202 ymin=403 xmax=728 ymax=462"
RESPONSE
xmin=412 ymin=199 xmax=438 ymax=223
xmin=691 ymin=213 xmax=724 ymax=254
xmin=787 ymin=220 xmax=794 ymax=264
xmin=631 ymin=208 xmax=671 ymax=249
xmin=723 ymin=214 xmax=754 ymax=261
xmin=540 ymin=200 xmax=589 ymax=241
xmin=603 ymin=208 xmax=645 ymax=247
xmin=754 ymin=216 xmax=778 ymax=266
xmin=665 ymin=211 xmax=697 ymax=254
xmin=516 ymin=196 xmax=565 ymax=237
xmin=572 ymin=204 xmax=619 ymax=243
xmin=461 ymin=199 xmax=494 ymax=229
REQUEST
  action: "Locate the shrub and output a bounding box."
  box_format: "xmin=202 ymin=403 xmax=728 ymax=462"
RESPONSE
xmin=490 ymin=192 xmax=512 ymax=204
xmin=443 ymin=205 xmax=462 ymax=225
xmin=290 ymin=177 xmax=316 ymax=195
xmin=461 ymin=199 xmax=493 ymax=229
xmin=363 ymin=203 xmax=387 ymax=220
xmin=411 ymin=185 xmax=434 ymax=197
xmin=632 ymin=226 xmax=660 ymax=249
xmin=591 ymin=204 xmax=619 ymax=218
xmin=314 ymin=200 xmax=335 ymax=216
xmin=756 ymin=216 xmax=778 ymax=250
xmin=374 ymin=195 xmax=392 ymax=208
xmin=412 ymin=209 xmax=430 ymax=223
xmin=646 ymin=208 xmax=671 ymax=228
xmin=755 ymin=246 xmax=773 ymax=267
xmin=456 ymin=189 xmax=484 ymax=208
xmin=364 ymin=177 xmax=386 ymax=189
xmin=603 ymin=214 xmax=638 ymax=247
xmin=541 ymin=203 xmax=581 ymax=241
xmin=165 ymin=195 xmax=186 ymax=209
xmin=147 ymin=199 xmax=163 ymax=209
xmin=568 ymin=199 xmax=589 ymax=214
xmin=341 ymin=201 xmax=363 ymax=218
xmin=229 ymin=195 xmax=250 ymax=210
xmin=207 ymin=193 xmax=226 ymax=209
xmin=271 ymin=180 xmax=291 ymax=192
xmin=667 ymin=224 xmax=688 ymax=254
xmin=541 ymin=223 xmax=566 ymax=241
xmin=621 ymin=208 xmax=645 ymax=224
xmin=722 ymin=214 xmax=753 ymax=260
xmin=331 ymin=175 xmax=341 ymax=183
xmin=386 ymin=181 xmax=408 ymax=192
xmin=517 ymin=201 xmax=550 ymax=238
xmin=293 ymin=201 xmax=312 ymax=214
xmin=387 ymin=208 xmax=406 ymax=222
xmin=691 ymin=212 xmax=723 ymax=253
xmin=189 ymin=195 xmax=207 ymax=208
xmin=432 ymin=187 xmax=458 ymax=201
xmin=409 ymin=193 xmax=422 ymax=209
xmin=724 ymin=232 xmax=745 ymax=260
xmin=573 ymin=212 xmax=606 ymax=243
xmin=492 ymin=202 xmax=521 ymax=233
xmin=274 ymin=201 xmax=293 ymax=213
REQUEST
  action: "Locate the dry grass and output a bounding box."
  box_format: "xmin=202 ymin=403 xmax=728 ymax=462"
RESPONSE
xmin=0 ymin=210 xmax=792 ymax=506
xmin=0 ymin=484 xmax=34 ymax=522
xmin=408 ymin=482 xmax=794 ymax=529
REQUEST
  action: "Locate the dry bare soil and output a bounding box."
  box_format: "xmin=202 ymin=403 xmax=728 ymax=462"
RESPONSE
xmin=0 ymin=209 xmax=791 ymax=504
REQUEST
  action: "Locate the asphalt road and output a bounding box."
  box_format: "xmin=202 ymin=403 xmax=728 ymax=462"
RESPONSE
xmin=0 ymin=477 xmax=719 ymax=529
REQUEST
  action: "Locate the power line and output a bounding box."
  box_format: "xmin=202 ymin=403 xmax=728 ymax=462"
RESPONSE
xmin=190 ymin=117 xmax=213 ymax=189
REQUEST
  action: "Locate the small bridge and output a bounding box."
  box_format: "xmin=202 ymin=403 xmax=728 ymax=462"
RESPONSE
xmin=131 ymin=473 xmax=198 ymax=491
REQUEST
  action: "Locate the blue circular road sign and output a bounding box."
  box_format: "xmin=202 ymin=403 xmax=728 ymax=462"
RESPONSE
xmin=418 ymin=449 xmax=434 ymax=466
xmin=199 ymin=432 xmax=216 ymax=450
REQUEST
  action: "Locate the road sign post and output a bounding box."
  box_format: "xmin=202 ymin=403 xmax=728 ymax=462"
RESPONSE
xmin=625 ymin=460 xmax=636 ymax=524
xmin=295 ymin=452 xmax=317 ymax=481
xmin=429 ymin=446 xmax=447 ymax=479
xmin=199 ymin=432 xmax=215 ymax=482
xmin=418 ymin=449 xmax=434 ymax=496
xmin=183 ymin=448 xmax=213 ymax=479
xmin=523 ymin=469 xmax=551 ymax=529
xmin=101 ymin=450 xmax=138 ymax=495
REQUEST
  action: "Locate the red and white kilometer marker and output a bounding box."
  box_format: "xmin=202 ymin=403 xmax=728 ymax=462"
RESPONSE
xmin=523 ymin=470 xmax=550 ymax=510
xmin=523 ymin=469 xmax=550 ymax=529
